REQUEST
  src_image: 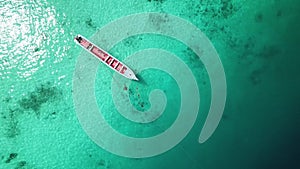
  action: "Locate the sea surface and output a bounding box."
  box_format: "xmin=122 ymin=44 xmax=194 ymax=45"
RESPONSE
xmin=0 ymin=0 xmax=299 ymax=169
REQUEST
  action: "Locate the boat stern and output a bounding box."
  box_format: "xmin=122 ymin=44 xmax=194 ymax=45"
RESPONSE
xmin=74 ymin=34 xmax=83 ymax=44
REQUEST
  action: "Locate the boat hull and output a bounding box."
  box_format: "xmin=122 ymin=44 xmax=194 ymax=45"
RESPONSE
xmin=74 ymin=34 xmax=138 ymax=81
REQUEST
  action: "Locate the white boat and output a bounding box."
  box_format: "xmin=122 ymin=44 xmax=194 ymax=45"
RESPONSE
xmin=74 ymin=34 xmax=138 ymax=81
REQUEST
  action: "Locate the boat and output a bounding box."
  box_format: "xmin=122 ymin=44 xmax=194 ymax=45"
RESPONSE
xmin=74 ymin=34 xmax=138 ymax=81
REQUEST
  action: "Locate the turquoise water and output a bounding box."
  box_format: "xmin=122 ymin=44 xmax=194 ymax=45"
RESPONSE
xmin=1 ymin=0 xmax=300 ymax=169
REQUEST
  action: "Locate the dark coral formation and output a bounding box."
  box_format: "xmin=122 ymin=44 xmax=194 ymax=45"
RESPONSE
xmin=188 ymin=0 xmax=239 ymax=19
xmin=5 ymin=153 xmax=18 ymax=163
xmin=250 ymin=68 xmax=264 ymax=85
xmin=97 ymin=159 xmax=112 ymax=169
xmin=15 ymin=161 xmax=27 ymax=169
xmin=123 ymin=36 xmax=143 ymax=48
xmin=18 ymin=82 xmax=62 ymax=115
xmin=147 ymin=0 xmax=165 ymax=3
xmin=128 ymin=86 xmax=150 ymax=112
xmin=182 ymin=47 xmax=205 ymax=70
xmin=148 ymin=13 xmax=169 ymax=31
xmin=1 ymin=82 xmax=62 ymax=138
xmin=97 ymin=159 xmax=106 ymax=166
xmin=255 ymin=12 xmax=263 ymax=23
xmin=179 ymin=0 xmax=241 ymax=45
xmin=3 ymin=108 xmax=20 ymax=138
xmin=85 ymin=17 xmax=97 ymax=29
xmin=1 ymin=153 xmax=27 ymax=169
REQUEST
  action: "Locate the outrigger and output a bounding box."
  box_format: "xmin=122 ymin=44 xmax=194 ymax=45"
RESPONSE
xmin=74 ymin=34 xmax=138 ymax=81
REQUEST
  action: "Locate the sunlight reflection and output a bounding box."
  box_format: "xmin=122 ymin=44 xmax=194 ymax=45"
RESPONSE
xmin=0 ymin=0 xmax=59 ymax=80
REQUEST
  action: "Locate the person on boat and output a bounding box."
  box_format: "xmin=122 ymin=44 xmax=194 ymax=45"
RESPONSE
xmin=75 ymin=36 xmax=83 ymax=43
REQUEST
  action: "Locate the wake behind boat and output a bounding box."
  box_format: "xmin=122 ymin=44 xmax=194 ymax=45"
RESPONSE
xmin=74 ymin=34 xmax=138 ymax=81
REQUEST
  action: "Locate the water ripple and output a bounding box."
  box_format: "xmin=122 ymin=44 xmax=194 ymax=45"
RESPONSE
xmin=0 ymin=0 xmax=69 ymax=80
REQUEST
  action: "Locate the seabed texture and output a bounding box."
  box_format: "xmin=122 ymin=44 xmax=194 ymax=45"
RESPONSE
xmin=0 ymin=0 xmax=299 ymax=169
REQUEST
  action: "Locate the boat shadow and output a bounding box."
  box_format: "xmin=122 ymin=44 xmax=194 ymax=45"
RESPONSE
xmin=136 ymin=75 xmax=147 ymax=85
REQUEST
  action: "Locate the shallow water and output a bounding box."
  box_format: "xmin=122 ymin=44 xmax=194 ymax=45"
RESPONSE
xmin=1 ymin=0 xmax=299 ymax=169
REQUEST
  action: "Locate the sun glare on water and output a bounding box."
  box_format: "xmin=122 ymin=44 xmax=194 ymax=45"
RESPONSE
xmin=0 ymin=0 xmax=64 ymax=80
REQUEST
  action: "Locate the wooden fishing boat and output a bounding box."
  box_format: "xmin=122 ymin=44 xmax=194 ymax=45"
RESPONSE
xmin=74 ymin=34 xmax=138 ymax=81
